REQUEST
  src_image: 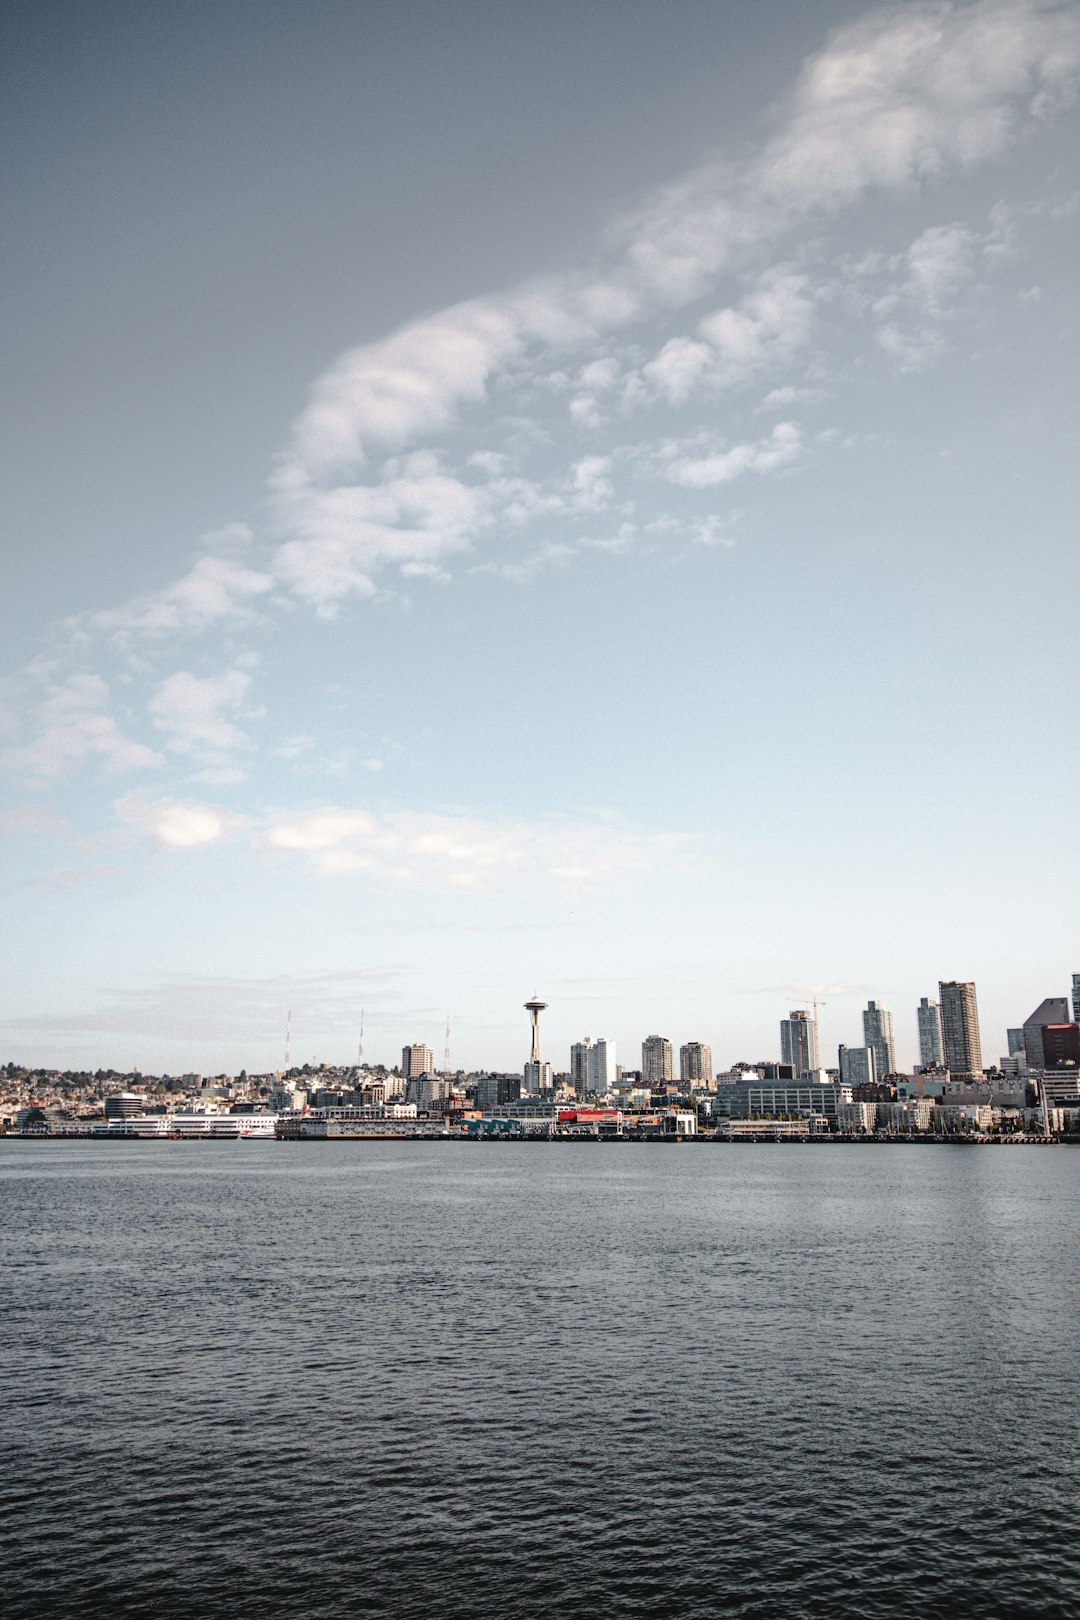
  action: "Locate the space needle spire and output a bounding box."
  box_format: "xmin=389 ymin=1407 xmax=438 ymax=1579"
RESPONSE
xmin=524 ymin=994 xmax=547 ymax=1063
xmin=524 ymin=994 xmax=549 ymax=1092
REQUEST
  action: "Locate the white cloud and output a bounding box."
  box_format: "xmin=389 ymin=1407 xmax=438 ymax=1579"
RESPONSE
xmin=571 ymin=455 xmax=614 ymax=511
xmin=274 ymin=450 xmax=488 ymax=612
xmin=662 ymin=421 xmax=804 ymax=487
xmin=843 ymin=217 xmax=998 ymax=368
xmin=265 ymin=806 xmax=680 ymax=890
xmin=8 ymin=672 xmax=163 ymax=785
xmin=112 ymin=795 xmax=682 ymax=890
xmin=753 ymin=0 xmax=1080 ymax=207
xmin=85 ymin=536 xmax=273 ymax=641
xmin=7 ymin=0 xmax=1078 ymax=689
xmin=115 ymin=792 xmax=246 ymax=849
xmin=148 ymin=667 xmax=254 ymax=768
xmin=264 ymin=1 xmax=1080 ymax=605
xmin=642 ymin=337 xmax=714 ymax=404
xmin=699 ymin=269 xmax=816 ymax=380
xmin=284 ymin=301 xmax=523 ymax=478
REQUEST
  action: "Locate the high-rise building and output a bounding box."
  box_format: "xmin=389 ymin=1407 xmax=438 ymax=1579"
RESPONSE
xmin=679 ymin=1041 xmax=713 ymax=1087
xmin=1072 ymin=973 xmax=1080 ymax=1024
xmin=474 ymin=1073 xmax=522 ymax=1111
xmin=838 ymin=1045 xmax=876 ymax=1087
xmin=1041 ymin=1025 xmax=1080 ymax=1070
xmin=523 ymin=1060 xmax=552 ymax=1094
xmin=402 ymin=1043 xmax=435 ymax=1079
xmin=1022 ymin=998 xmax=1071 ymax=1071
xmin=917 ymin=998 xmax=943 ymax=1069
xmin=938 ymin=981 xmax=983 ymax=1078
xmin=570 ymin=1040 xmax=590 ymax=1095
xmin=1006 ymin=1028 xmax=1026 ymax=1056
xmin=570 ymin=1038 xmax=617 ymax=1095
xmin=780 ymin=1011 xmax=817 ymax=1075
xmin=862 ymin=1001 xmax=896 ymax=1078
xmin=642 ymin=1035 xmax=673 ymax=1088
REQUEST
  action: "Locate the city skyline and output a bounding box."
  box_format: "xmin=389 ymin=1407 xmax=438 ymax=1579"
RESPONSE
xmin=8 ymin=967 xmax=1079 ymax=1082
xmin=3 ymin=0 xmax=1079 ymax=1072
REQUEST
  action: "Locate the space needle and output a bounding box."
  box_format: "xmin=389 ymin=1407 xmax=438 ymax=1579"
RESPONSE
xmin=524 ymin=994 xmax=548 ymax=1092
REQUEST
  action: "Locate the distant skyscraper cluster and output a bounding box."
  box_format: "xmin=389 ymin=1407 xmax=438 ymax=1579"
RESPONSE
xmin=383 ymin=966 xmax=1080 ymax=1109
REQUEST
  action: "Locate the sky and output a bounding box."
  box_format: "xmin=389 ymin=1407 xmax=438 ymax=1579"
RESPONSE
xmin=2 ymin=0 xmax=1079 ymax=1076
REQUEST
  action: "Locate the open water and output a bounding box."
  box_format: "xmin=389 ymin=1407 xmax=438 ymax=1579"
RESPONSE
xmin=2 ymin=1140 xmax=1079 ymax=1619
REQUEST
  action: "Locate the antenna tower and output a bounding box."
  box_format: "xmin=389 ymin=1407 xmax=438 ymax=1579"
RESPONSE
xmin=284 ymin=1009 xmax=292 ymax=1072
xmin=358 ymin=1007 xmax=365 ymax=1067
xmin=443 ymin=1013 xmax=451 ymax=1075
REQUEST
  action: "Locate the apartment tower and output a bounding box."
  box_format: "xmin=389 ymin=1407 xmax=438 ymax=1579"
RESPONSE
xmin=862 ymin=1001 xmax=896 ymax=1079
xmin=917 ymin=997 xmax=943 ymax=1068
xmin=938 ymin=981 xmax=983 ymax=1078
xmin=780 ymin=1011 xmax=817 ymax=1076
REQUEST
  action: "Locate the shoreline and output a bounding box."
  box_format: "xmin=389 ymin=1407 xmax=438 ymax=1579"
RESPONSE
xmin=3 ymin=1132 xmax=1076 ymax=1147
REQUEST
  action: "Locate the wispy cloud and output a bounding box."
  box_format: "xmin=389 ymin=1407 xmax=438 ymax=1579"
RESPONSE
xmin=148 ymin=665 xmax=257 ymax=779
xmin=5 ymin=672 xmax=164 ymax=786
xmin=660 ymin=421 xmax=804 ymax=488
xmin=76 ymin=526 xmax=274 ymax=643
xmin=111 ymin=792 xmax=684 ymax=893
xmin=266 ymin=0 xmax=1080 ymax=607
xmin=4 ymin=0 xmax=1079 ymax=799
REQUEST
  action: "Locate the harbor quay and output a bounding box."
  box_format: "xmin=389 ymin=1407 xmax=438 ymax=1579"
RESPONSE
xmin=5 ymin=1098 xmax=1078 ymax=1145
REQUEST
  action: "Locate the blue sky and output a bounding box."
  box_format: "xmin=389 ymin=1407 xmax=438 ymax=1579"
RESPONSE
xmin=2 ymin=0 xmax=1078 ymax=1074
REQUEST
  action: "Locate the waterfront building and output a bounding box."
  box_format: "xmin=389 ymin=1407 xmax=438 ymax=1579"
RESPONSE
xmin=641 ymin=1035 xmax=673 ymax=1088
xmin=780 ymin=1011 xmax=817 ymax=1075
xmin=1022 ymin=998 xmax=1070 ymax=1071
xmin=862 ymin=1001 xmax=896 ymax=1078
xmin=473 ymin=1073 xmax=522 ymax=1112
xmin=718 ymin=1116 xmax=830 ymax=1138
xmin=679 ymin=1041 xmax=713 ymax=1088
xmin=938 ymin=981 xmax=983 ymax=1079
xmin=407 ymin=1075 xmax=450 ymax=1109
xmin=838 ymin=1045 xmax=876 ymax=1088
xmin=104 ymin=1092 xmax=149 ymax=1120
xmin=711 ymin=1081 xmax=852 ymax=1123
xmin=402 ymin=1044 xmax=435 ymax=1080
xmin=917 ymin=998 xmax=943 ymax=1069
